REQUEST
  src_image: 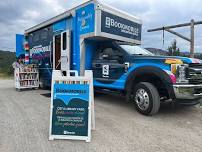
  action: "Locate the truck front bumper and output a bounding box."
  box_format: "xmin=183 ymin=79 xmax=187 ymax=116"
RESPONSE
xmin=173 ymin=84 xmax=202 ymax=100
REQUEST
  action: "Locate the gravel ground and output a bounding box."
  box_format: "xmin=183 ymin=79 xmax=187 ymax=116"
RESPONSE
xmin=0 ymin=79 xmax=202 ymax=152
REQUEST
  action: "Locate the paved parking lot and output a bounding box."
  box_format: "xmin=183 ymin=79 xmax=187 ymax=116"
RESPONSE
xmin=0 ymin=79 xmax=202 ymax=152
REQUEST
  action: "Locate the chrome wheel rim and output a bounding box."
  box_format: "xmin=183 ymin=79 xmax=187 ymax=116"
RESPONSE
xmin=135 ymin=88 xmax=150 ymax=111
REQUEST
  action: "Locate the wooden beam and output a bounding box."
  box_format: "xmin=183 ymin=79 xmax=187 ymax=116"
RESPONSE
xmin=147 ymin=19 xmax=202 ymax=58
xmin=165 ymin=29 xmax=191 ymax=42
xmin=147 ymin=20 xmax=202 ymax=32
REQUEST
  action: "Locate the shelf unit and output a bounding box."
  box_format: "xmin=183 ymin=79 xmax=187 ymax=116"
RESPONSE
xmin=14 ymin=64 xmax=39 ymax=90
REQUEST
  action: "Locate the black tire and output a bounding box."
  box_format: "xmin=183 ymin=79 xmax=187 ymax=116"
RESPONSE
xmin=133 ymin=82 xmax=160 ymax=115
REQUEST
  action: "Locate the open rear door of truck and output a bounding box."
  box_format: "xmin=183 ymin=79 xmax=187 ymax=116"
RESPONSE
xmin=16 ymin=34 xmax=25 ymax=58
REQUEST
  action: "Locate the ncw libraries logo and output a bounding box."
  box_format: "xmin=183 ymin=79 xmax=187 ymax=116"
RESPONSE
xmin=105 ymin=17 xmax=111 ymax=28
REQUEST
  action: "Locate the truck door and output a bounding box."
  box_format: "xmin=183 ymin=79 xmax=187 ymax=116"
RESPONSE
xmin=53 ymin=30 xmax=71 ymax=71
xmin=93 ymin=44 xmax=125 ymax=84
xmin=16 ymin=34 xmax=25 ymax=58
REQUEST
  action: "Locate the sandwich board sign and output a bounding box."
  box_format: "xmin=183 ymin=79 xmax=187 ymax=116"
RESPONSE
xmin=49 ymin=70 xmax=95 ymax=142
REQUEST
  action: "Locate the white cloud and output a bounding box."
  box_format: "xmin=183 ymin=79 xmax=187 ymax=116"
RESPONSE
xmin=42 ymin=0 xmax=65 ymax=13
xmin=23 ymin=10 xmax=40 ymax=20
xmin=0 ymin=0 xmax=202 ymax=54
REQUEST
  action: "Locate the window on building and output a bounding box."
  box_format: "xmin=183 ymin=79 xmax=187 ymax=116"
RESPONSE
xmin=62 ymin=32 xmax=67 ymax=50
xmin=41 ymin=30 xmax=48 ymax=40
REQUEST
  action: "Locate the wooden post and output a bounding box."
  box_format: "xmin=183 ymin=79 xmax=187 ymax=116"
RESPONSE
xmin=190 ymin=19 xmax=195 ymax=58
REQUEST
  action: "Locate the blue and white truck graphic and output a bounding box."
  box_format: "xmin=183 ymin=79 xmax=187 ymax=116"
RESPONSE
xmin=16 ymin=0 xmax=202 ymax=115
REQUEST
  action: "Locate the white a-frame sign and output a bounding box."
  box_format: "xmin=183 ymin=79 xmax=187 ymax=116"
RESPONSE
xmin=49 ymin=70 xmax=95 ymax=142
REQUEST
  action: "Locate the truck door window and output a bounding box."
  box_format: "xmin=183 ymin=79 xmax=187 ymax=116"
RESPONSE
xmin=99 ymin=47 xmax=123 ymax=63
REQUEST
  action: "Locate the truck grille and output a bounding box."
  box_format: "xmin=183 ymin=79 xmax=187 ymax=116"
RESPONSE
xmin=187 ymin=64 xmax=202 ymax=84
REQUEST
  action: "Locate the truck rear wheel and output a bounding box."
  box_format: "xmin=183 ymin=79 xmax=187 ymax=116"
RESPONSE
xmin=133 ymin=82 xmax=160 ymax=115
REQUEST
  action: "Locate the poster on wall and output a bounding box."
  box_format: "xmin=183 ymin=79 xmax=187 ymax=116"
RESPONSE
xmin=49 ymin=70 xmax=94 ymax=142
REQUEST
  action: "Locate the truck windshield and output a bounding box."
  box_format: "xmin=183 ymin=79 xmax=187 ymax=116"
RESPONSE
xmin=120 ymin=44 xmax=154 ymax=56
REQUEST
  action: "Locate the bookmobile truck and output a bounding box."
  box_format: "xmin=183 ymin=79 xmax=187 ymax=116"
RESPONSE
xmin=16 ymin=0 xmax=202 ymax=115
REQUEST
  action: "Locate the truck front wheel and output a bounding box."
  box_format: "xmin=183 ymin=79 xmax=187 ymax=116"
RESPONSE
xmin=133 ymin=82 xmax=160 ymax=115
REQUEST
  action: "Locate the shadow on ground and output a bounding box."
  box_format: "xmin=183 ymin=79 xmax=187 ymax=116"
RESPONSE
xmin=94 ymin=93 xmax=198 ymax=116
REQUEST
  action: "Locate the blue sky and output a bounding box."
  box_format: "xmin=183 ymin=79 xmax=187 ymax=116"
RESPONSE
xmin=0 ymin=0 xmax=202 ymax=53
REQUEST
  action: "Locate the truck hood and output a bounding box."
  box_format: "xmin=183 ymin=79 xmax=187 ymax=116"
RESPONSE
xmin=168 ymin=56 xmax=201 ymax=64
xmin=131 ymin=55 xmax=201 ymax=64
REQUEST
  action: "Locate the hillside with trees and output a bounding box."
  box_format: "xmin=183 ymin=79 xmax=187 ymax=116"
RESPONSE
xmin=146 ymin=39 xmax=202 ymax=60
xmin=0 ymin=50 xmax=15 ymax=77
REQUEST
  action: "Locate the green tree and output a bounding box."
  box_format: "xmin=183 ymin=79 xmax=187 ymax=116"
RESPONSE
xmin=168 ymin=39 xmax=180 ymax=56
xmin=0 ymin=50 xmax=15 ymax=76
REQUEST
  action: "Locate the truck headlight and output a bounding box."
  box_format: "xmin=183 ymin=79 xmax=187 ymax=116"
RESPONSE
xmin=171 ymin=64 xmax=188 ymax=83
